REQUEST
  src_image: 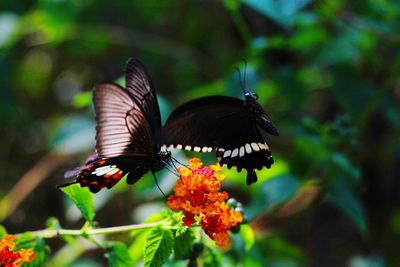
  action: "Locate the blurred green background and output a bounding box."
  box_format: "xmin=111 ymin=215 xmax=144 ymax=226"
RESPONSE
xmin=0 ymin=0 xmax=399 ymax=266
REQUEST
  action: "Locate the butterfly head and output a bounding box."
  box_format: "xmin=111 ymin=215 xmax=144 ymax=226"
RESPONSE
xmin=244 ymin=91 xmax=258 ymax=101
xmin=152 ymin=150 xmax=172 ymax=172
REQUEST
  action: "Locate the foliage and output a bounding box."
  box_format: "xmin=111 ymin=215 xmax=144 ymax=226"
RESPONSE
xmin=0 ymin=0 xmax=399 ymax=266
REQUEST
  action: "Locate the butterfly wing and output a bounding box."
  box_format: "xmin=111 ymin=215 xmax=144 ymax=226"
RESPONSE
xmin=60 ymin=84 xmax=155 ymax=192
xmin=159 ymin=96 xmax=274 ymax=184
xmin=61 ymin=59 xmax=165 ymax=192
xmin=94 ymin=83 xmax=154 ymax=158
xmin=125 ymin=58 xmax=162 ymax=132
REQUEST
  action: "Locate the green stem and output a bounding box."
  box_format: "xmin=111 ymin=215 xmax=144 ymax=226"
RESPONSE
xmin=14 ymin=222 xmax=167 ymax=239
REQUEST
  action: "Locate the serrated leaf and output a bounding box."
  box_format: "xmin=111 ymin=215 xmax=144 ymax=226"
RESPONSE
xmin=174 ymin=227 xmax=195 ymax=259
xmin=106 ymin=242 xmax=133 ymax=267
xmin=144 ymin=227 xmax=173 ymax=267
xmin=240 ymin=225 xmax=255 ymax=251
xmin=60 ymin=184 xmax=95 ymax=223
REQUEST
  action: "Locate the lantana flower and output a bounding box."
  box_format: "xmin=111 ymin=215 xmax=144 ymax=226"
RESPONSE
xmin=0 ymin=234 xmax=35 ymax=267
xmin=167 ymin=158 xmax=243 ymax=249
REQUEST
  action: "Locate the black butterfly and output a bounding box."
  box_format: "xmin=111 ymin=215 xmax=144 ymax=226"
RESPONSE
xmin=159 ymin=91 xmax=278 ymax=185
xmin=61 ymin=58 xmax=171 ymax=193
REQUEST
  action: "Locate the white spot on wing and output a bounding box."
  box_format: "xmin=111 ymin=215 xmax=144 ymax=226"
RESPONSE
xmin=92 ymin=165 xmax=117 ymax=176
xmin=245 ymin=143 xmax=252 ymax=153
xmin=223 ymin=150 xmax=231 ymax=158
xmin=258 ymin=143 xmax=266 ymax=150
xmin=251 ymin=143 xmax=260 ymax=151
xmin=185 ymin=145 xmax=192 ymax=150
xmin=161 ymin=145 xmax=166 ymax=150
xmin=207 ymin=147 xmax=213 ymax=152
xmin=218 ymin=148 xmax=224 ymax=152
xmin=107 ymin=168 xmax=119 ymax=175
xmin=194 ymin=146 xmax=201 ymax=152
xmin=202 ymin=147 xmax=208 ymax=152
xmin=239 ymin=146 xmax=245 ymax=157
xmin=231 ymin=148 xmax=238 ymax=158
xmin=176 ymin=144 xmax=182 ymax=149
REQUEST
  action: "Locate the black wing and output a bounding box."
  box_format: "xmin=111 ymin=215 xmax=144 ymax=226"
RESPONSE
xmin=158 ymin=96 xmax=274 ymax=184
xmin=125 ymin=58 xmax=161 ymax=132
xmin=93 ymin=84 xmax=154 ymax=158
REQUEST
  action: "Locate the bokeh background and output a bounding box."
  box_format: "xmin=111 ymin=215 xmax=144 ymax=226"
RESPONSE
xmin=1 ymin=0 xmax=399 ymax=266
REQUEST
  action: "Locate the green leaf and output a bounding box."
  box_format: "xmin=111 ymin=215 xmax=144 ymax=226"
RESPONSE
xmin=240 ymin=225 xmax=255 ymax=251
xmin=174 ymin=227 xmax=195 ymax=259
xmin=129 ymin=230 xmax=150 ymax=266
xmin=327 ymin=175 xmax=367 ymax=234
xmin=256 ymin=174 xmax=300 ymax=210
xmin=46 ymin=217 xmax=61 ymax=229
xmin=60 ymin=184 xmax=95 ymax=223
xmin=106 ymin=242 xmax=133 ymax=267
xmin=144 ymin=227 xmax=174 ymax=267
xmin=203 ymin=246 xmax=222 ymax=267
xmin=0 ymin=224 xmax=6 ymax=237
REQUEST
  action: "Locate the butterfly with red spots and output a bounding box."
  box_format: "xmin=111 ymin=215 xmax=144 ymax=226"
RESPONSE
xmin=60 ymin=58 xmax=171 ymax=193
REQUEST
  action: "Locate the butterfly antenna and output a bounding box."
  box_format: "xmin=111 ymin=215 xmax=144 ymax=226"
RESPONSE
xmin=234 ymin=66 xmax=246 ymax=95
xmin=242 ymin=59 xmax=247 ymax=90
xmin=171 ymin=157 xmax=187 ymax=167
xmin=152 ymin=171 xmax=166 ymax=198
xmin=161 ymin=158 xmax=179 ymax=176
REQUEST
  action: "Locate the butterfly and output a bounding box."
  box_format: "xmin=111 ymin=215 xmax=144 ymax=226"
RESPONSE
xmin=61 ymin=58 xmax=171 ymax=193
xmin=159 ymin=91 xmax=278 ymax=185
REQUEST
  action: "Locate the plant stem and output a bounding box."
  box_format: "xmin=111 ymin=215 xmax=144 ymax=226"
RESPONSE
xmin=15 ymin=222 xmax=167 ymax=239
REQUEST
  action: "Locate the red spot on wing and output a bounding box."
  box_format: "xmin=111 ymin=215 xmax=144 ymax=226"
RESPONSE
xmin=75 ymin=160 xmax=127 ymax=193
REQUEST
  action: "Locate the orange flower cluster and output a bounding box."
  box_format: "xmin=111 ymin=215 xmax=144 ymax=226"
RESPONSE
xmin=0 ymin=234 xmax=35 ymax=267
xmin=167 ymin=158 xmax=243 ymax=249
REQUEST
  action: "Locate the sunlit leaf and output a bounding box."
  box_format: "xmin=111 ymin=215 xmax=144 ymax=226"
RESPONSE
xmin=240 ymin=224 xmax=255 ymax=251
xmin=0 ymin=225 xmax=6 ymax=237
xmin=129 ymin=230 xmax=150 ymax=266
xmin=144 ymin=227 xmax=173 ymax=267
xmin=60 ymin=184 xmax=95 ymax=223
